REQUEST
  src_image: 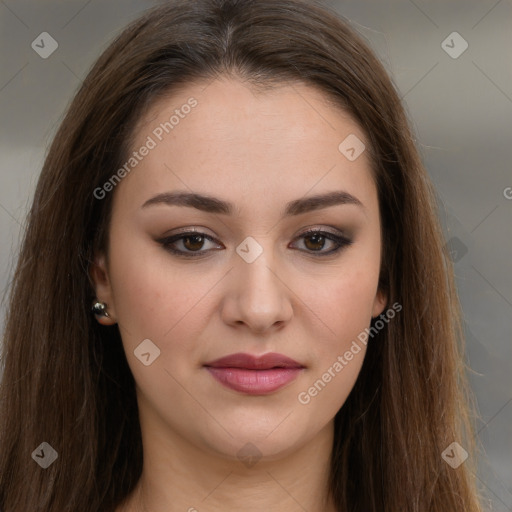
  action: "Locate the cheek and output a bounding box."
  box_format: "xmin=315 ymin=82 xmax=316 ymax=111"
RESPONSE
xmin=302 ymin=277 xmax=374 ymax=369
xmin=294 ymin=272 xmax=375 ymax=416
xmin=108 ymin=241 xmax=216 ymax=405
xmin=291 ymin=249 xmax=380 ymax=410
xmin=107 ymin=229 xmax=214 ymax=351
xmin=296 ymin=255 xmax=380 ymax=347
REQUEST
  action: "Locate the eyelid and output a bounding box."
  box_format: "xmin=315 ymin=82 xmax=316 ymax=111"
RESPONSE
xmin=161 ymin=226 xmax=216 ymax=237
xmin=162 ymin=224 xmax=348 ymax=240
xmin=297 ymin=225 xmax=347 ymax=237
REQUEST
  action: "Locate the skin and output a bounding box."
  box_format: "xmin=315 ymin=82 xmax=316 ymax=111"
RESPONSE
xmin=91 ymin=76 xmax=387 ymax=512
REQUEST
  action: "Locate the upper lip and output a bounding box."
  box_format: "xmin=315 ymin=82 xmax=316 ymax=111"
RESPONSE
xmin=204 ymin=352 xmax=304 ymax=370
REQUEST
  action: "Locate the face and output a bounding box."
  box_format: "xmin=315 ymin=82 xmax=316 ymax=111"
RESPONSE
xmin=92 ymin=76 xmax=386 ymax=462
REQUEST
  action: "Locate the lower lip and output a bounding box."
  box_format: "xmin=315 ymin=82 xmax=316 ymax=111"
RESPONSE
xmin=205 ymin=367 xmax=303 ymax=395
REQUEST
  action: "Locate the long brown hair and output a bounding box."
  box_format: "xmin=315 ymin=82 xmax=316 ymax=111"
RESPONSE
xmin=0 ymin=0 xmax=482 ymax=510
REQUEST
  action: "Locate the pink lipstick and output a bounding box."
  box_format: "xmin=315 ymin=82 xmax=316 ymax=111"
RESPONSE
xmin=204 ymin=352 xmax=304 ymax=395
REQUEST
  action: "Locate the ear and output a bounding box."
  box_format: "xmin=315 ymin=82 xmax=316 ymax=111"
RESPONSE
xmin=89 ymin=252 xmax=117 ymax=325
xmin=371 ymin=288 xmax=387 ymax=319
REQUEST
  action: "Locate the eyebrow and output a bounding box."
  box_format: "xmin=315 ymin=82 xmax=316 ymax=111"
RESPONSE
xmin=141 ymin=190 xmax=364 ymax=216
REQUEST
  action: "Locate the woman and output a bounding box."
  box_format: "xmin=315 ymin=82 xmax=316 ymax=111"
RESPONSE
xmin=0 ymin=0 xmax=483 ymax=510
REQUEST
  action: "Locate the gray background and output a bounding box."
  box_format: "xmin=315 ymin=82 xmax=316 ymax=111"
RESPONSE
xmin=1 ymin=0 xmax=511 ymax=509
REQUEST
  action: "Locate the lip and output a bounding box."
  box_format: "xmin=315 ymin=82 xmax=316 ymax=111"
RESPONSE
xmin=204 ymin=352 xmax=304 ymax=395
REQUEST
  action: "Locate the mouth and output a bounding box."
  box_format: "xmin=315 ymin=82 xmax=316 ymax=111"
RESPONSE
xmin=203 ymin=352 xmax=305 ymax=395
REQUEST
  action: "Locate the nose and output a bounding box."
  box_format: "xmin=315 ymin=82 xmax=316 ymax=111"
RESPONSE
xmin=220 ymin=241 xmax=294 ymax=334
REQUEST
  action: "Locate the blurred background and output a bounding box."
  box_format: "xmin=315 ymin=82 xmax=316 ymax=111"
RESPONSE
xmin=1 ymin=0 xmax=511 ymax=509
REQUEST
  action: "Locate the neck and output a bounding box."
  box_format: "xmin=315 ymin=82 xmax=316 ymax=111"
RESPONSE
xmin=122 ymin=416 xmax=337 ymax=512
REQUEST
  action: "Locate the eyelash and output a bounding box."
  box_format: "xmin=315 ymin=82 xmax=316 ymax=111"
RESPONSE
xmin=157 ymin=228 xmax=353 ymax=258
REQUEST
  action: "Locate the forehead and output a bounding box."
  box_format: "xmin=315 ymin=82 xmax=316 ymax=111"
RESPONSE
xmin=119 ymin=77 xmax=376 ymax=212
xmin=134 ymin=76 xmax=362 ymax=146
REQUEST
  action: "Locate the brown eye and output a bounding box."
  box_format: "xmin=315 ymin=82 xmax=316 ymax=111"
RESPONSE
xmin=303 ymin=233 xmax=327 ymax=251
xmin=291 ymin=229 xmax=353 ymax=256
xmin=158 ymin=231 xmax=222 ymax=257
xmin=158 ymin=228 xmax=352 ymax=259
xmin=182 ymin=234 xmax=207 ymax=252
